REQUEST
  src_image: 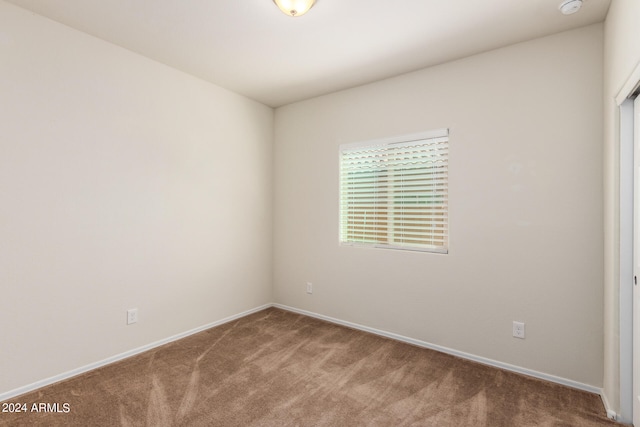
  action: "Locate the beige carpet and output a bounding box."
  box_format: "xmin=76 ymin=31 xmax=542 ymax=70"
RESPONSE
xmin=0 ymin=307 xmax=622 ymax=426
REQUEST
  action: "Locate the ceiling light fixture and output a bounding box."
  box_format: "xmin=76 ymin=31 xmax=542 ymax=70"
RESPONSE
xmin=558 ymin=0 xmax=583 ymax=15
xmin=273 ymin=0 xmax=316 ymax=17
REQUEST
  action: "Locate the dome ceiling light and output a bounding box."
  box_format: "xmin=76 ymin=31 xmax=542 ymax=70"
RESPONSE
xmin=273 ymin=0 xmax=316 ymax=17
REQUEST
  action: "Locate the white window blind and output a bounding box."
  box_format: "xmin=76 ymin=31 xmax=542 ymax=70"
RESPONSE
xmin=339 ymin=130 xmax=448 ymax=253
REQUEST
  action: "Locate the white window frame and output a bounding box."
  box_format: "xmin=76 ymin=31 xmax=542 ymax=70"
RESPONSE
xmin=339 ymin=129 xmax=449 ymax=254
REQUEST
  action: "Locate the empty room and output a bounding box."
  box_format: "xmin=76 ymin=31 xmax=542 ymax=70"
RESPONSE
xmin=1 ymin=0 xmax=639 ymax=425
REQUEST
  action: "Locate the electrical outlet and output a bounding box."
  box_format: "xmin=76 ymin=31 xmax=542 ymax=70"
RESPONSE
xmin=512 ymin=321 xmax=525 ymax=339
xmin=306 ymin=282 xmax=313 ymax=294
xmin=127 ymin=308 xmax=138 ymax=325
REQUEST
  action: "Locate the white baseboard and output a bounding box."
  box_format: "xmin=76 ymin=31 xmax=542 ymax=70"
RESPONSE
xmin=273 ymin=303 xmax=603 ymax=396
xmin=0 ymin=303 xmax=272 ymax=402
xmin=1 ymin=302 xmax=606 ymax=405
xmin=600 ymin=391 xmax=620 ymax=421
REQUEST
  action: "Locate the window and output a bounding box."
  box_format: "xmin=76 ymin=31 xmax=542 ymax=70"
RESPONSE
xmin=339 ymin=129 xmax=448 ymax=253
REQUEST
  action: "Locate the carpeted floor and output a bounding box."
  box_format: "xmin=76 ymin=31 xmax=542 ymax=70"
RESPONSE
xmin=0 ymin=307 xmax=623 ymax=426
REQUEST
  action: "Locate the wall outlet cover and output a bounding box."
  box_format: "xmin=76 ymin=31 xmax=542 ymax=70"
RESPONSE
xmin=513 ymin=321 xmax=525 ymax=339
xmin=127 ymin=308 xmax=138 ymax=325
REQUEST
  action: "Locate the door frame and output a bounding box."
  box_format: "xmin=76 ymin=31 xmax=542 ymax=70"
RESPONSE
xmin=618 ymin=97 xmax=634 ymax=424
xmin=616 ymin=62 xmax=640 ymax=425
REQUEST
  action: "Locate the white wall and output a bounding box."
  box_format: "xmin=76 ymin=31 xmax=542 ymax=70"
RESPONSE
xmin=0 ymin=1 xmax=273 ymax=396
xmin=274 ymin=25 xmax=604 ymax=387
xmin=603 ymin=0 xmax=640 ymax=417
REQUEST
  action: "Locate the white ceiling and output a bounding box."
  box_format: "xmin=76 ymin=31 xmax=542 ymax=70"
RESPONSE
xmin=6 ymin=0 xmax=611 ymax=107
